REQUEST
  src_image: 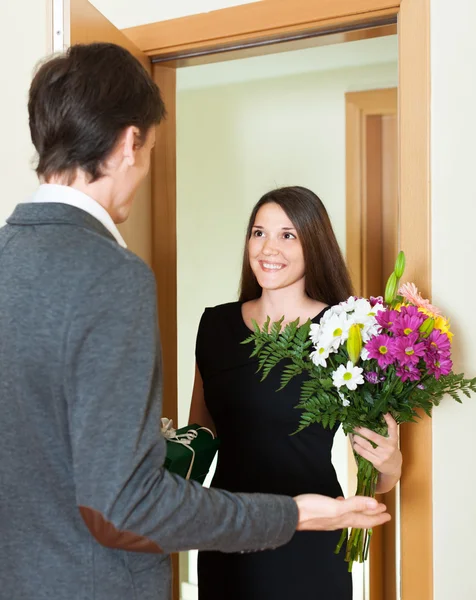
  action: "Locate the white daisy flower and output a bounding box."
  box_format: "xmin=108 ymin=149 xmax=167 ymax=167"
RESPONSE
xmin=318 ymin=306 xmax=341 ymax=329
xmin=348 ymin=299 xmax=385 ymax=338
xmin=309 ymin=323 xmax=321 ymax=345
xmin=369 ymin=302 xmax=386 ymax=316
xmin=319 ymin=312 xmax=350 ymax=351
xmin=363 ymin=322 xmax=381 ymax=342
xmin=332 ymin=361 xmax=365 ymax=391
xmin=338 ymin=391 xmax=351 ymax=407
xmin=347 ymin=315 xmax=379 ymax=344
xmin=352 ymin=298 xmax=374 ymax=316
xmin=361 ymin=347 xmax=370 ymax=361
xmin=310 ymin=345 xmax=331 ymax=368
xmin=339 ymin=296 xmax=358 ymax=313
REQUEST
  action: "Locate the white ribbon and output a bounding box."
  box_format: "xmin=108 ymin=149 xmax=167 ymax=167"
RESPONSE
xmin=161 ymin=418 xmax=215 ymax=480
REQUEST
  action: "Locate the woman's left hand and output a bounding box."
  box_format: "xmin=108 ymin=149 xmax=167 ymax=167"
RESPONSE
xmin=352 ymin=413 xmax=402 ymax=492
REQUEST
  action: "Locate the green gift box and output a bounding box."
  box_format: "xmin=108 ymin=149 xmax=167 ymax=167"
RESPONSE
xmin=163 ymin=421 xmax=219 ymax=484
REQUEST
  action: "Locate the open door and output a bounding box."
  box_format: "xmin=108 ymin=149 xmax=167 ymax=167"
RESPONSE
xmin=59 ymin=0 xmax=153 ymax=266
xmin=55 ymin=2 xmax=179 ymax=598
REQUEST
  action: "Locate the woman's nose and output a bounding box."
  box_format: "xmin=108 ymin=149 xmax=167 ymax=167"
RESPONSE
xmin=262 ymin=238 xmax=279 ymax=255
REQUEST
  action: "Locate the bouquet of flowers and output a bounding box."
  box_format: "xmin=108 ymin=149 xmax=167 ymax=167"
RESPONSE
xmin=243 ymin=252 xmax=475 ymax=570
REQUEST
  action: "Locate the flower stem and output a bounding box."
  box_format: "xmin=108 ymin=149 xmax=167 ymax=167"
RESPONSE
xmin=335 ymin=528 xmax=348 ymax=555
xmin=336 ymin=454 xmax=380 ymax=569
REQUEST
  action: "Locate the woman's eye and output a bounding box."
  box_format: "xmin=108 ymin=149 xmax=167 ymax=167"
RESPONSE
xmin=283 ymin=232 xmax=296 ymax=240
xmin=253 ymin=230 xmax=264 ymax=237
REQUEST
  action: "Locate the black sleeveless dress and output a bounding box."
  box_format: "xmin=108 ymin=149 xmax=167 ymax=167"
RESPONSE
xmin=196 ymin=302 xmax=352 ymax=600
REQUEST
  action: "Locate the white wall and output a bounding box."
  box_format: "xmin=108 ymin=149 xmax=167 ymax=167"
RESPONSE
xmin=431 ymin=1 xmax=476 ymax=599
xmin=90 ymin=0 xmax=261 ymax=29
xmin=0 ymin=2 xmax=49 ymax=223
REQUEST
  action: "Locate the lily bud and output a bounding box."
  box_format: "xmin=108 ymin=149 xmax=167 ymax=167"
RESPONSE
xmin=347 ymin=324 xmax=363 ymax=365
xmin=394 ymin=251 xmax=406 ymax=279
xmin=419 ymin=316 xmax=435 ymax=337
xmin=384 ymin=272 xmax=398 ymax=305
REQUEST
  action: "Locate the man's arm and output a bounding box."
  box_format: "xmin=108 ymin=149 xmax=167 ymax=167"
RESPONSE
xmin=65 ymin=257 xmax=298 ymax=554
xmin=65 ymin=256 xmax=390 ymax=555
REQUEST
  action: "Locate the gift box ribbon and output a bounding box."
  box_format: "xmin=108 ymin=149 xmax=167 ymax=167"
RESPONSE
xmin=161 ymin=418 xmax=215 ymax=480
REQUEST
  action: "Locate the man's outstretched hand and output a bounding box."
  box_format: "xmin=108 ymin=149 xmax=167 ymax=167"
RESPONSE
xmin=294 ymin=494 xmax=391 ymax=531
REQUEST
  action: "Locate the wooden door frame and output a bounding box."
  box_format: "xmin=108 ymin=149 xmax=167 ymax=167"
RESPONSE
xmin=346 ymin=88 xmax=399 ymax=600
xmin=119 ymin=1 xmax=431 ymax=599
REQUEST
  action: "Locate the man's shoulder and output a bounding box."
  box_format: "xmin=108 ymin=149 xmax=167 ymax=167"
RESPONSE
xmin=48 ymin=223 xmax=152 ymax=281
xmin=77 ymin=236 xmax=154 ymax=292
xmin=37 ymin=222 xmax=154 ymax=295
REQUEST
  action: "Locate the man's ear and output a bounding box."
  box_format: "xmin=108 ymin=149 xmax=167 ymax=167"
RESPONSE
xmin=121 ymin=126 xmax=140 ymax=167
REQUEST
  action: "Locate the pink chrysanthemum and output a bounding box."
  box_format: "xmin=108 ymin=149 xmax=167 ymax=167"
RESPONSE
xmin=398 ymin=282 xmax=442 ymax=316
xmin=365 ymin=334 xmax=396 ymax=368
xmin=427 ymin=329 xmax=451 ymax=358
xmin=391 ymin=310 xmax=425 ymax=337
xmin=400 ymin=304 xmax=422 ymax=318
xmin=396 ymin=363 xmax=421 ymax=383
xmin=376 ymin=309 xmax=399 ymax=331
xmin=426 ymin=355 xmax=453 ymax=379
xmin=394 ymin=333 xmax=426 ymax=366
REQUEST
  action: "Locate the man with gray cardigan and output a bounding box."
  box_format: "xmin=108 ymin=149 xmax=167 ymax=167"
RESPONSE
xmin=0 ymin=43 xmax=389 ymax=600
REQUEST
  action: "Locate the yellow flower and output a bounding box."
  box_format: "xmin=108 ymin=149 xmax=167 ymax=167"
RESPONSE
xmin=418 ymin=306 xmax=439 ymax=319
xmin=390 ymin=300 xmax=453 ymax=341
xmin=434 ymin=316 xmax=454 ymax=342
xmin=416 ymin=307 xmax=453 ymax=342
xmin=393 ymin=302 xmax=405 ymax=312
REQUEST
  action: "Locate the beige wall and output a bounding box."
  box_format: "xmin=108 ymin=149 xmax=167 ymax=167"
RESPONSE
xmin=0 ymin=2 xmax=49 ymax=223
xmin=431 ymin=1 xmax=476 ymax=598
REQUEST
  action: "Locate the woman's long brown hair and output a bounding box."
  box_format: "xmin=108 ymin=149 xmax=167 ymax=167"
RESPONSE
xmin=239 ymin=186 xmax=354 ymax=305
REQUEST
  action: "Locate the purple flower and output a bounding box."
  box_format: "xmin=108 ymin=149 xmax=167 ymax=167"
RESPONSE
xmin=391 ymin=311 xmax=426 ymax=337
xmin=394 ymin=333 xmax=426 ymax=366
xmin=417 ymin=383 xmax=426 ymax=390
xmin=427 ymin=329 xmax=451 ymax=357
xmin=370 ymin=296 xmax=384 ymax=307
xmin=396 ymin=363 xmax=421 ymax=382
xmin=365 ymin=371 xmax=380 ymax=384
xmin=376 ymin=309 xmax=399 ymax=331
xmin=365 ymin=334 xmax=396 ymax=368
xmin=426 ymin=355 xmax=453 ymax=379
xmin=400 ymin=304 xmax=422 ymax=318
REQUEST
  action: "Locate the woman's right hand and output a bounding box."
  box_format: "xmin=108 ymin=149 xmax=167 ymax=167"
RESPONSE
xmin=294 ymin=494 xmax=390 ymax=531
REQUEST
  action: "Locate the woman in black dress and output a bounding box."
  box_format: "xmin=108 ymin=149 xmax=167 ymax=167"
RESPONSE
xmin=189 ymin=186 xmax=402 ymax=600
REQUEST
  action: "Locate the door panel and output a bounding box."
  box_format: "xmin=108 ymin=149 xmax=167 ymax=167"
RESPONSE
xmin=64 ymin=0 xmax=153 ymax=266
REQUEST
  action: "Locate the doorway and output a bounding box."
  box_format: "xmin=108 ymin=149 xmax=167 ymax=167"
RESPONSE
xmin=68 ymin=2 xmax=432 ymax=599
xmin=175 ymin=38 xmax=398 ymax=600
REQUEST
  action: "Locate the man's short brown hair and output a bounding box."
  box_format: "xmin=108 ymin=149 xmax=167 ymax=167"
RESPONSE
xmin=28 ymin=43 xmax=165 ymax=184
